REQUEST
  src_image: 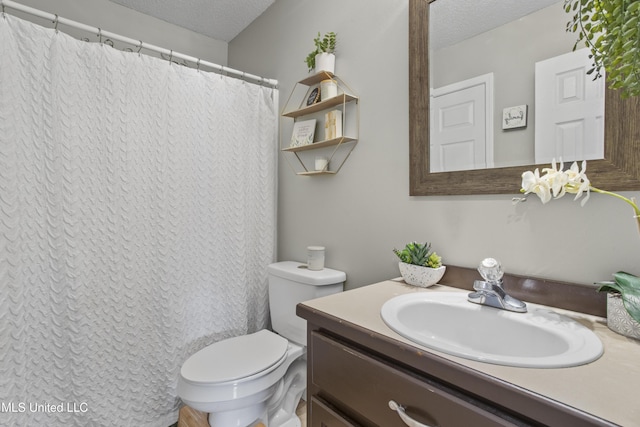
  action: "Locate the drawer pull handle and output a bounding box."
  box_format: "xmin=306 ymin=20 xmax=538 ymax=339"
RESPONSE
xmin=388 ymin=400 xmax=433 ymax=427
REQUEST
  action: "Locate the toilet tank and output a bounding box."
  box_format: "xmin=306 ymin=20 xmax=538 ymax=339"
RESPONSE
xmin=268 ymin=261 xmax=345 ymax=346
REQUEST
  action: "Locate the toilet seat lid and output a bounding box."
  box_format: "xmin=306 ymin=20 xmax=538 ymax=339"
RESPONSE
xmin=181 ymin=330 xmax=289 ymax=384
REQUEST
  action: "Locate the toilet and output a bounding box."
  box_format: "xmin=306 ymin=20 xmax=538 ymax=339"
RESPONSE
xmin=177 ymin=261 xmax=346 ymax=427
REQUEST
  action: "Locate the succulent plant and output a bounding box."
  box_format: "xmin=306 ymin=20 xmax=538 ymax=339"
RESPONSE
xmin=597 ymin=271 xmax=640 ymax=323
xmin=393 ymin=242 xmax=442 ymax=269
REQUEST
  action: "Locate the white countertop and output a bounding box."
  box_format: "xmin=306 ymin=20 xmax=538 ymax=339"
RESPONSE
xmin=301 ymin=279 xmax=640 ymax=426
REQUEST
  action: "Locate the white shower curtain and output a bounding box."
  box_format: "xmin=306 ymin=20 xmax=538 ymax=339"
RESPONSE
xmin=0 ymin=14 xmax=277 ymax=427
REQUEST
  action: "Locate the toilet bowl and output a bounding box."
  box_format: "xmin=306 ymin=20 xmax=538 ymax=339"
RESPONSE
xmin=178 ymin=330 xmax=304 ymax=426
xmin=177 ymin=261 xmax=346 ymax=427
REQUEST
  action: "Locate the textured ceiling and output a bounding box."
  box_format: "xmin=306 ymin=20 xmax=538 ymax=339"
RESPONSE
xmin=108 ymin=0 xmax=275 ymax=42
xmin=107 ymin=0 xmax=562 ymax=46
xmin=430 ymin=0 xmax=563 ymax=50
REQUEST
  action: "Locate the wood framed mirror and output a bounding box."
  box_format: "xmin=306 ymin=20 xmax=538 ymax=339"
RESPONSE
xmin=409 ymin=0 xmax=640 ymax=196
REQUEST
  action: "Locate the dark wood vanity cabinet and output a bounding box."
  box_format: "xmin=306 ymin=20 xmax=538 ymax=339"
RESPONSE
xmin=308 ymin=330 xmax=527 ymax=427
xmin=299 ymin=302 xmax=617 ymax=427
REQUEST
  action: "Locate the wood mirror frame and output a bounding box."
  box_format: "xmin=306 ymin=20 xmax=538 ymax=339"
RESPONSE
xmin=409 ymin=0 xmax=640 ymax=196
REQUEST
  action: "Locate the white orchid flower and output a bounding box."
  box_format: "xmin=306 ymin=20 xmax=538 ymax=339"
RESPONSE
xmin=520 ymin=160 xmax=640 ymax=221
xmin=564 ymin=161 xmax=591 ymax=205
xmin=521 ymin=168 xmax=551 ymax=204
xmin=542 ymin=158 xmax=568 ymax=198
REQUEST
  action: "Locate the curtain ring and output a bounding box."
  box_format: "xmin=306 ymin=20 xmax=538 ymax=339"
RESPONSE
xmin=53 ymin=14 xmax=59 ymax=33
xmin=196 ymin=58 xmax=201 ymax=72
xmin=168 ymin=50 xmax=173 ymax=64
xmin=97 ymin=28 xmax=102 ymax=44
xmin=137 ymin=40 xmax=143 ymax=55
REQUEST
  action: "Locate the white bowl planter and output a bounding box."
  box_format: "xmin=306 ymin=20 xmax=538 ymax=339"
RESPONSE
xmin=607 ymin=293 xmax=640 ymax=340
xmin=314 ymin=53 xmax=335 ymax=74
xmin=398 ymin=262 xmax=446 ymax=288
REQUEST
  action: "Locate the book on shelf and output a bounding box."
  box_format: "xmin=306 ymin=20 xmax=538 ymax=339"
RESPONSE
xmin=290 ymin=119 xmax=317 ymax=147
xmin=324 ymin=110 xmax=343 ymax=140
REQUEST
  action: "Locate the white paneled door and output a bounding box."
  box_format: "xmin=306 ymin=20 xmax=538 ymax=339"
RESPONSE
xmin=430 ymin=73 xmax=494 ymax=172
xmin=535 ymin=48 xmax=605 ymax=164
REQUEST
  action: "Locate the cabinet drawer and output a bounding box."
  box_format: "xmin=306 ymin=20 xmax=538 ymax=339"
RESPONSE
xmin=311 ymin=331 xmax=526 ymax=427
xmin=309 ymin=396 xmax=358 ymax=427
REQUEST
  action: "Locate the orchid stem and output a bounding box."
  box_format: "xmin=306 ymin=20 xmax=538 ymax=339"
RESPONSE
xmin=590 ymin=187 xmax=640 ymax=218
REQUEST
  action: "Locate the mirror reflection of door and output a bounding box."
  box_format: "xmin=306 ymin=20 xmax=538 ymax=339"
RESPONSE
xmin=429 ymin=0 xmax=586 ymax=171
xmin=430 ymin=73 xmax=494 ymax=172
xmin=534 ymin=48 xmax=605 ymax=164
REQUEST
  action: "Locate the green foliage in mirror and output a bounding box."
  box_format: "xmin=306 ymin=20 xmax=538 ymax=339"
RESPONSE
xmin=565 ymin=0 xmax=640 ymax=98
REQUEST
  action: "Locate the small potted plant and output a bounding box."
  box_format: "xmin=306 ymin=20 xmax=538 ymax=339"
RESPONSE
xmin=393 ymin=241 xmax=445 ymax=287
xmin=305 ymin=31 xmax=337 ymax=74
xmin=597 ymin=272 xmax=640 ymax=340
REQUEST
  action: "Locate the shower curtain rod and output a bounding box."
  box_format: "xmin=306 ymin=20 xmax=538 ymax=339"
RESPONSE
xmin=0 ymin=0 xmax=278 ymax=88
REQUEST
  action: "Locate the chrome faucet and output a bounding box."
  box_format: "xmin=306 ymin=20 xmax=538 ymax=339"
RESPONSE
xmin=467 ymin=258 xmax=527 ymax=313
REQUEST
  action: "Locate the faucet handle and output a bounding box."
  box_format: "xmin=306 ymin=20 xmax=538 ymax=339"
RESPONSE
xmin=473 ymin=280 xmax=493 ymax=292
xmin=478 ymin=258 xmax=503 ymax=282
xmin=473 ymin=279 xmax=507 ymax=300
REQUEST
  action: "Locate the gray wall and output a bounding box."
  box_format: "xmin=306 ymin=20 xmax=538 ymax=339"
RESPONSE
xmin=230 ymin=0 xmax=640 ymax=290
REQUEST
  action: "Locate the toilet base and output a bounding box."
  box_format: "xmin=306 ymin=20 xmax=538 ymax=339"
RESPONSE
xmin=204 ymin=358 xmax=306 ymax=427
xmin=265 ymin=359 xmax=306 ymax=427
xmin=207 ymin=407 xmax=301 ymax=427
xmin=207 ymin=403 xmax=267 ymax=427
xmin=271 ymin=417 xmax=300 ymax=427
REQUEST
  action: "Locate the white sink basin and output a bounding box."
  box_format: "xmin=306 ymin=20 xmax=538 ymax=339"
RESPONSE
xmin=380 ymin=292 xmax=603 ymax=368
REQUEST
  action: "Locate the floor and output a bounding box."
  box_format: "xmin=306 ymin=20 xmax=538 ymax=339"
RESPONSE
xmin=177 ymin=400 xmax=307 ymax=427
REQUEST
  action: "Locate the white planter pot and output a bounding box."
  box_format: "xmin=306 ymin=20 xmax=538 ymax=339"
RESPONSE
xmin=607 ymin=293 xmax=640 ymax=340
xmin=398 ymin=262 xmax=446 ymax=288
xmin=314 ymin=53 xmax=335 ymax=74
